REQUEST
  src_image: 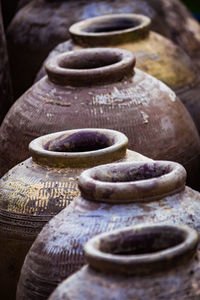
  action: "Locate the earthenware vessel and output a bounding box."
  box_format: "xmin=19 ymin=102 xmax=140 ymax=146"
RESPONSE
xmin=0 ymin=48 xmax=199 ymax=188
xmin=0 ymin=1 xmax=13 ymax=124
xmin=0 ymin=128 xmax=149 ymax=300
xmin=7 ymin=0 xmax=200 ymax=98
xmin=36 ymin=14 xmax=200 ymax=135
xmin=17 ymin=160 xmax=200 ymax=300
xmin=49 ymin=224 xmax=200 ymax=300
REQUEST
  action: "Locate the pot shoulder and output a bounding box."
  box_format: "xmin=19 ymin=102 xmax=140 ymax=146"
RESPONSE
xmin=0 ymin=158 xmax=81 ymax=217
xmin=49 ymin=255 xmax=200 ymax=300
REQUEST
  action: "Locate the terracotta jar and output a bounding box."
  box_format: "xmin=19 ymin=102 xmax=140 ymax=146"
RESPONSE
xmin=0 ymin=48 xmax=199 ymax=189
xmin=49 ymin=224 xmax=200 ymax=300
xmin=0 ymin=128 xmax=149 ymax=300
xmin=0 ymin=1 xmax=13 ymax=124
xmin=36 ymin=14 xmax=200 ymax=135
xmin=6 ymin=0 xmax=200 ymax=98
xmin=17 ymin=160 xmax=200 ymax=300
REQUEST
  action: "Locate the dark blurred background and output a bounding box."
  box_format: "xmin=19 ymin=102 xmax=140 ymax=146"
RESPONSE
xmin=182 ymin=0 xmax=200 ymax=21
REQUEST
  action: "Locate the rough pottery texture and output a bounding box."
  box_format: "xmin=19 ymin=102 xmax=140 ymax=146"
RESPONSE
xmin=6 ymin=0 xmax=200 ymax=98
xmin=0 ymin=128 xmax=148 ymax=300
xmin=36 ymin=14 xmax=200 ymax=135
xmin=49 ymin=225 xmax=200 ymax=300
xmin=17 ymin=161 xmax=200 ymax=300
xmin=0 ymin=48 xmax=199 ymax=189
xmin=0 ymin=2 xmax=13 ymax=124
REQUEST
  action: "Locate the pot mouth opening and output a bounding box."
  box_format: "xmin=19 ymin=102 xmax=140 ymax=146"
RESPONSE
xmin=98 ymin=227 xmax=184 ymax=256
xmin=70 ymin=14 xmax=151 ymax=41
xmin=44 ymin=131 xmax=112 ymax=152
xmin=91 ymin=163 xmax=170 ymax=182
xmin=78 ymin=161 xmax=186 ymax=203
xmin=82 ymin=17 xmax=140 ymax=34
xmin=58 ymin=51 xmax=121 ymax=70
xmin=85 ymin=225 xmax=198 ymax=275
xmin=45 ymin=48 xmax=135 ymax=86
xmin=29 ymin=129 xmax=128 ymax=168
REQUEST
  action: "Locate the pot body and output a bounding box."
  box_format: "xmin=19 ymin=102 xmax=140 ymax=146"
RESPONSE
xmin=49 ymin=256 xmax=200 ymax=300
xmin=7 ymin=0 xmax=200 ymax=98
xmin=0 ymin=145 xmax=143 ymax=300
xmin=17 ymin=186 xmax=200 ymax=300
xmin=0 ymin=68 xmax=199 ymax=189
xmin=36 ymin=30 xmax=200 ymax=135
xmin=0 ymin=2 xmax=13 ymax=124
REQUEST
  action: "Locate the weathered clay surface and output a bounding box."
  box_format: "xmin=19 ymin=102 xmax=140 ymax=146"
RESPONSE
xmin=49 ymin=225 xmax=200 ymax=300
xmin=17 ymin=161 xmax=200 ymax=300
xmin=0 ymin=128 xmax=148 ymax=300
xmin=36 ymin=14 xmax=200 ymax=134
xmin=0 ymin=48 xmax=199 ymax=190
xmin=0 ymin=2 xmax=13 ymax=123
xmin=6 ymin=0 xmax=200 ymax=98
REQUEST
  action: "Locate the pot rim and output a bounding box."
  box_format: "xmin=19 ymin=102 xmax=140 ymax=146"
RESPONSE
xmin=45 ymin=47 xmax=135 ymax=86
xmin=29 ymin=128 xmax=128 ymax=168
xmin=84 ymin=224 xmax=198 ymax=275
xmin=69 ymin=13 xmax=151 ymax=46
xmin=78 ymin=160 xmax=186 ymax=203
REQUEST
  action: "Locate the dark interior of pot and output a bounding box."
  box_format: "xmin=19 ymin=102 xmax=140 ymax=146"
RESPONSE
xmin=82 ymin=17 xmax=140 ymax=33
xmin=44 ymin=131 xmax=113 ymax=152
xmin=92 ymin=163 xmax=171 ymax=182
xmin=58 ymin=51 xmax=121 ymax=70
xmin=98 ymin=227 xmax=185 ymax=255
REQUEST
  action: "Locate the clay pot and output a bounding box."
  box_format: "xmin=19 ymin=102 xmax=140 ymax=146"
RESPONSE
xmin=0 ymin=48 xmax=199 ymax=188
xmin=0 ymin=2 xmax=13 ymax=124
xmin=36 ymin=14 xmax=200 ymax=135
xmin=6 ymin=0 xmax=200 ymax=98
xmin=17 ymin=160 xmax=200 ymax=300
xmin=49 ymin=224 xmax=200 ymax=300
xmin=0 ymin=128 xmax=149 ymax=300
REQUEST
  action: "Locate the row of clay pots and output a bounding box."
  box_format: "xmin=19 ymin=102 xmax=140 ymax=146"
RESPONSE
xmin=2 ymin=12 xmax=200 ymax=146
xmin=49 ymin=224 xmax=200 ymax=299
xmin=0 ymin=48 xmax=199 ymax=191
xmin=0 ymin=128 xmax=150 ymax=300
xmin=16 ymin=158 xmax=200 ymax=299
xmin=0 ymin=4 xmax=200 ymax=299
xmin=36 ymin=14 xmax=200 ymax=136
xmin=5 ymin=0 xmax=200 ymax=98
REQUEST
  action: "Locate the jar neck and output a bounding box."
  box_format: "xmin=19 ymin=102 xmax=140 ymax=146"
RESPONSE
xmin=69 ymin=14 xmax=151 ymax=47
xmin=85 ymin=224 xmax=198 ymax=275
xmin=78 ymin=161 xmax=186 ymax=203
xmin=45 ymin=48 xmax=135 ymax=86
xmin=29 ymin=129 xmax=128 ymax=168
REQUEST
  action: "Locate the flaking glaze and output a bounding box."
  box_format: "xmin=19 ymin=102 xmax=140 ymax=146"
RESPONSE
xmin=0 ymin=128 xmax=149 ymax=300
xmin=36 ymin=14 xmax=200 ymax=135
xmin=6 ymin=0 xmax=200 ymax=98
xmin=0 ymin=48 xmax=199 ymax=189
xmin=49 ymin=225 xmax=200 ymax=300
xmin=17 ymin=161 xmax=200 ymax=300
